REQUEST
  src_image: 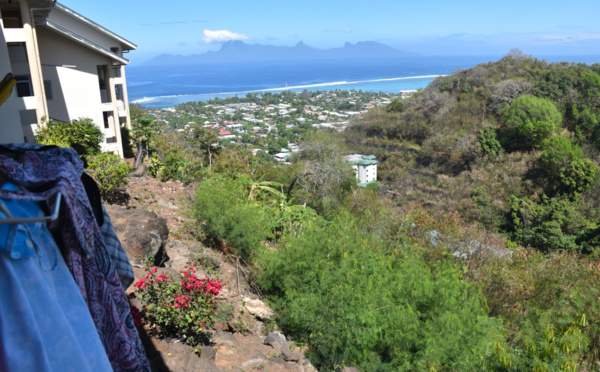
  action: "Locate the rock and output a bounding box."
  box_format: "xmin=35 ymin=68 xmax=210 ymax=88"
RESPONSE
xmin=105 ymin=204 xmax=169 ymax=264
xmin=303 ymin=363 xmax=318 ymax=372
xmin=281 ymin=350 xmax=301 ymax=362
xmin=158 ymin=198 xmax=178 ymax=210
xmin=214 ymin=330 xmax=237 ymax=347
xmin=185 ymin=356 xmax=222 ymax=372
xmin=244 ymin=297 xmax=275 ymax=320
xmin=264 ymin=331 xmax=289 ymax=350
xmin=270 ymin=357 xmax=286 ymax=365
xmin=197 ymin=346 xmax=217 ymax=361
xmin=241 ymin=358 xmax=266 ymax=369
xmin=341 ymin=367 xmax=360 ymax=372
xmin=169 ymin=341 xmax=194 ymax=355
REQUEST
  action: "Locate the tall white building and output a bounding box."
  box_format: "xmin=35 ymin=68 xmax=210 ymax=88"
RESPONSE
xmin=346 ymin=153 xmax=378 ymax=187
xmin=0 ymin=0 xmax=136 ymax=156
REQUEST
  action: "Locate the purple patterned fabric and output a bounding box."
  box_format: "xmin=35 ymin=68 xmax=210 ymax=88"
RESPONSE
xmin=0 ymin=146 xmax=150 ymax=372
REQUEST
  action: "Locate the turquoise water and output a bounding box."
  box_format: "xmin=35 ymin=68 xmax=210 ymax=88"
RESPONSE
xmin=126 ymin=55 xmax=600 ymax=108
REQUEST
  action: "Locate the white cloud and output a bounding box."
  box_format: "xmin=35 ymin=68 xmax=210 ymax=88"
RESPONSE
xmin=322 ymin=28 xmax=353 ymax=33
xmin=534 ymin=33 xmax=600 ymax=43
xmin=202 ymin=29 xmax=249 ymax=43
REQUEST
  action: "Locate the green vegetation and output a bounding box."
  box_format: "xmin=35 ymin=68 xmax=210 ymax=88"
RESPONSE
xmin=132 ymin=259 xmax=223 ymax=345
xmin=258 ymin=213 xmax=506 ymax=371
xmin=131 ymin=52 xmax=600 ymax=371
xmin=35 ymin=117 xmax=103 ymax=156
xmin=502 ymin=94 xmax=562 ymax=150
xmin=345 ymin=50 xmax=600 ymax=254
xmin=87 ymin=153 xmax=132 ymax=203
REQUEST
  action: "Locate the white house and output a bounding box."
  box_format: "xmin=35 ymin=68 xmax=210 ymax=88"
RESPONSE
xmin=0 ymin=0 xmax=136 ymax=156
xmin=346 ymin=154 xmax=378 ymax=186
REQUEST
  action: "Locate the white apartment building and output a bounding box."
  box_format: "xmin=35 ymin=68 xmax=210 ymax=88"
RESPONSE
xmin=346 ymin=154 xmax=378 ymax=187
xmin=0 ymin=0 xmax=136 ymax=156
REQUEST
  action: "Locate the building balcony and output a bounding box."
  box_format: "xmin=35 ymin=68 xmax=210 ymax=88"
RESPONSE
xmin=101 ymin=102 xmax=113 ymax=112
xmin=4 ymin=28 xmax=26 ymax=42
xmin=22 ymin=96 xmax=37 ymax=110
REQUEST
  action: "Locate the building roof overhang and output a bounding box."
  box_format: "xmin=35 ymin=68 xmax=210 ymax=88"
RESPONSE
xmin=43 ymin=19 xmax=130 ymax=64
xmin=53 ymin=3 xmax=137 ymax=51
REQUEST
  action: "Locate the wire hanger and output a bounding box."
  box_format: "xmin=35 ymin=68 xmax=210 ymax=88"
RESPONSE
xmin=0 ymin=192 xmax=62 ymax=224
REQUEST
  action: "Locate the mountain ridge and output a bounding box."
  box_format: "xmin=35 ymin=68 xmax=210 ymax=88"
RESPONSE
xmin=143 ymin=41 xmax=419 ymax=66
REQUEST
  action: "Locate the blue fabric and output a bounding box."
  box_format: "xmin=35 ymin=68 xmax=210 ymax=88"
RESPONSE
xmin=0 ymin=183 xmax=113 ymax=372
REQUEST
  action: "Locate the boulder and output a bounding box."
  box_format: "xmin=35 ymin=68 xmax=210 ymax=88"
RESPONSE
xmin=281 ymin=349 xmax=301 ymax=362
xmin=105 ymin=204 xmax=168 ymax=264
xmin=184 ymin=356 xmax=222 ymax=372
xmin=264 ymin=331 xmax=289 ymax=350
xmin=243 ymin=297 xmax=275 ymax=320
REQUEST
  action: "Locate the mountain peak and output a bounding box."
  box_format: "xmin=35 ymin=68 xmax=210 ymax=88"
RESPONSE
xmin=143 ymin=41 xmax=418 ymax=66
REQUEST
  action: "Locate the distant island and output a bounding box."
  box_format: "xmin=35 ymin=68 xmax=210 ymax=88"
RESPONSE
xmin=143 ymin=41 xmax=419 ymax=66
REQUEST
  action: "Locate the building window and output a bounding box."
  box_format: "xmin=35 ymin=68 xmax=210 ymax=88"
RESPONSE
xmin=103 ymin=112 xmax=110 ymax=129
xmin=14 ymin=75 xmax=32 ymax=97
xmin=115 ymin=84 xmax=123 ymax=100
xmin=112 ymin=65 xmax=121 ymax=78
xmin=44 ymin=80 xmax=52 ymax=100
xmin=97 ymin=65 xmax=107 ymax=90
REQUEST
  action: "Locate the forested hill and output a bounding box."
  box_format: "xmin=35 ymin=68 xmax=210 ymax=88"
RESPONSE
xmin=346 ymin=49 xmax=600 ymax=255
xmin=120 ymin=50 xmax=600 ymax=371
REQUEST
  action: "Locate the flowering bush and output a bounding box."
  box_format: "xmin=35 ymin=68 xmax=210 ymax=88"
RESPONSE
xmin=132 ymin=261 xmax=224 ymax=345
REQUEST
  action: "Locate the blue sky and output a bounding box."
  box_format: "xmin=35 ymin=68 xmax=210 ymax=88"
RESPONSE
xmin=60 ymin=0 xmax=600 ymax=64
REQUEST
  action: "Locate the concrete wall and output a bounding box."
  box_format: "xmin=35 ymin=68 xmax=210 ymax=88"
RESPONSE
xmin=36 ymin=27 xmax=121 ymax=154
xmin=0 ymin=20 xmax=26 ymax=143
xmin=356 ymin=163 xmax=377 ymax=184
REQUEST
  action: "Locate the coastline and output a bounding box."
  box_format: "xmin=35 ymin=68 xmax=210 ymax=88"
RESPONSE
xmin=132 ymin=75 xmax=440 ymax=108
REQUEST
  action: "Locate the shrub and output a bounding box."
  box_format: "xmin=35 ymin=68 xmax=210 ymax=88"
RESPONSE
xmin=507 ymin=194 xmax=595 ymax=252
xmin=473 ymin=248 xmax=600 ymax=371
xmin=478 ymin=126 xmax=502 ymax=157
xmin=35 ymin=117 xmax=103 ymax=156
xmin=258 ymin=213 xmax=507 ymax=371
xmin=193 ymin=177 xmax=276 ymax=260
xmin=87 ymin=153 xmax=132 ymax=203
xmin=502 ymin=94 xmax=562 ymax=149
xmin=365 ymin=181 xmax=381 ymax=193
xmin=539 ymin=136 xmax=599 ymax=195
xmin=132 ymin=260 xmax=223 ymax=345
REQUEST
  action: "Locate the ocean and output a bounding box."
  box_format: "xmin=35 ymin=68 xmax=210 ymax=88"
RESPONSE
xmin=126 ymin=55 xmax=600 ymax=108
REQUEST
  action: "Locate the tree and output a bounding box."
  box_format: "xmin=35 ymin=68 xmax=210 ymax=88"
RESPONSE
xmin=502 ymin=48 xmax=533 ymax=62
xmin=502 ymin=94 xmax=562 ymax=149
xmin=477 ymin=126 xmax=502 ymax=157
xmin=186 ymin=124 xmax=218 ymax=169
xmin=35 ymin=117 xmax=103 ymax=156
xmin=539 ymin=136 xmax=599 ymax=195
xmin=489 ymin=79 xmax=533 ymax=113
xmin=131 ymin=116 xmax=161 ymax=161
xmin=129 ymin=102 xmax=147 ymax=122
xmin=294 ymin=131 xmax=355 ymax=214
xmin=386 ymin=98 xmax=407 ymax=113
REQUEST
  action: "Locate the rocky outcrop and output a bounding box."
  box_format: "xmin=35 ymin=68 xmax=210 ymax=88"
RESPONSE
xmin=105 ymin=204 xmax=169 ymax=264
xmin=123 ymin=175 xmax=318 ymax=372
xmin=244 ymin=297 xmax=275 ymax=320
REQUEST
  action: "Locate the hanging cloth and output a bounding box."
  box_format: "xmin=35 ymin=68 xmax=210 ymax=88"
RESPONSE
xmin=0 ymin=146 xmax=150 ymax=372
xmin=0 ymin=182 xmax=113 ymax=372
